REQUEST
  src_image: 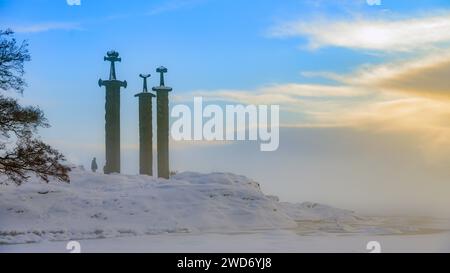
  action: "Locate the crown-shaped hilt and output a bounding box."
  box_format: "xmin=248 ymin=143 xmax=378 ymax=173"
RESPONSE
xmin=104 ymin=50 xmax=121 ymax=80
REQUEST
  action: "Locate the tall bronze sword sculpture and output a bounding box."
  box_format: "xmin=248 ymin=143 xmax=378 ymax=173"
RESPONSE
xmin=98 ymin=51 xmax=127 ymax=174
xmin=153 ymin=66 xmax=172 ymax=179
xmin=135 ymin=74 xmax=155 ymax=176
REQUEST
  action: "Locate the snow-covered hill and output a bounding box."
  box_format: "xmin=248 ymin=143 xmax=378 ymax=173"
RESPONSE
xmin=0 ymin=168 xmax=359 ymax=245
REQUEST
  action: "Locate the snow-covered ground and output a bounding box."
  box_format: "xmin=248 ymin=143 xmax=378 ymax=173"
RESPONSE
xmin=2 ymin=230 xmax=450 ymax=253
xmin=1 ymin=168 xmax=449 ymax=252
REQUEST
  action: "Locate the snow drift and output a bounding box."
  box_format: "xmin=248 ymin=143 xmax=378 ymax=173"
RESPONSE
xmin=0 ymin=169 xmax=358 ymax=244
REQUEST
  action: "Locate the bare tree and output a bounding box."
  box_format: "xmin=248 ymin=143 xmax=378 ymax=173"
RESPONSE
xmin=0 ymin=29 xmax=30 ymax=93
xmin=0 ymin=29 xmax=70 ymax=185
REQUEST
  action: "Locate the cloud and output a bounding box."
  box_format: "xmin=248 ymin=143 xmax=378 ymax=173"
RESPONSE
xmin=308 ymin=49 xmax=450 ymax=100
xmin=191 ymin=83 xmax=371 ymax=105
xmin=181 ymin=83 xmax=377 ymax=122
xmin=366 ymin=0 xmax=381 ymax=6
xmin=66 ymin=0 xmax=81 ymax=6
xmin=319 ymin=97 xmax=450 ymax=134
xmin=12 ymin=22 xmax=81 ymax=33
xmin=182 ymin=52 xmax=450 ymax=156
xmin=269 ymin=12 xmax=450 ymax=52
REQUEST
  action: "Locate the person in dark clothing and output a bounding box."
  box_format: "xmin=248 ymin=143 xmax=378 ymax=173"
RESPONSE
xmin=91 ymin=157 xmax=98 ymax=173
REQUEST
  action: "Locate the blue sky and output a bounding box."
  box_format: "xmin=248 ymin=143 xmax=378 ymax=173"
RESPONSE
xmin=2 ymin=0 xmax=449 ymax=90
xmin=1 ymin=0 xmax=450 ymax=212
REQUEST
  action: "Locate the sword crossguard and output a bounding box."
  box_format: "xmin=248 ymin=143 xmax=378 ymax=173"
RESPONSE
xmin=98 ymin=79 xmax=127 ymax=88
xmin=104 ymin=56 xmax=121 ymax=62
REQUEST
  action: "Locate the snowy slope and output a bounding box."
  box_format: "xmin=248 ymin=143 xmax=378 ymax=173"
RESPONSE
xmin=0 ymin=169 xmax=358 ymax=244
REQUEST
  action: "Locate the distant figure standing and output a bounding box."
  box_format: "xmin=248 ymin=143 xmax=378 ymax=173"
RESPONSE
xmin=91 ymin=157 xmax=98 ymax=173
